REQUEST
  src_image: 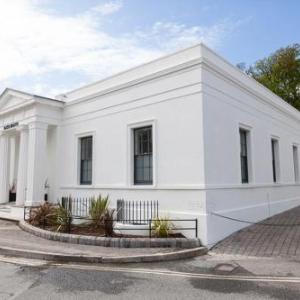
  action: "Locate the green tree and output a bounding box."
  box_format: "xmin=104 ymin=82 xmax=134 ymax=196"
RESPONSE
xmin=247 ymin=44 xmax=300 ymax=110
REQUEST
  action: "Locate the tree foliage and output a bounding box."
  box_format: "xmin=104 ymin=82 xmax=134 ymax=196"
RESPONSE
xmin=246 ymin=44 xmax=300 ymax=110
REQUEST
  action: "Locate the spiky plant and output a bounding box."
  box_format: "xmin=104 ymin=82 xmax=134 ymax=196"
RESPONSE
xmin=55 ymin=205 xmax=72 ymax=233
xmin=103 ymin=208 xmax=115 ymax=237
xmin=89 ymin=195 xmax=109 ymax=228
xmin=28 ymin=202 xmax=57 ymax=227
xmin=151 ymin=217 xmax=173 ymax=238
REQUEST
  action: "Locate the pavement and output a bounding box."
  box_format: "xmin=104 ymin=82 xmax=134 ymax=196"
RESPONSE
xmin=211 ymin=205 xmax=300 ymax=258
xmin=0 ymin=203 xmax=23 ymax=221
xmin=0 ymin=219 xmax=205 ymax=263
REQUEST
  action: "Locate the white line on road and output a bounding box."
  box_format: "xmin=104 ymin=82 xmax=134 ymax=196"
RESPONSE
xmin=51 ymin=263 xmax=300 ymax=284
xmin=1 ymin=255 xmax=300 ymax=284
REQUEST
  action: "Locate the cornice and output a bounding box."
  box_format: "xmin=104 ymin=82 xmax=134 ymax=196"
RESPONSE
xmin=64 ymin=58 xmax=203 ymax=107
xmin=0 ymin=100 xmax=36 ymax=117
xmin=201 ymin=56 xmax=300 ymax=124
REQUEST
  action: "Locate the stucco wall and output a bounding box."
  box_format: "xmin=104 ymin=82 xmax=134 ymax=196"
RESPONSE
xmin=55 ymin=60 xmax=207 ymax=241
xmin=201 ymin=53 xmax=300 ymax=246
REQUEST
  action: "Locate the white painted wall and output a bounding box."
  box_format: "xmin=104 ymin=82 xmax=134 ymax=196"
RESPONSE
xmin=56 ymin=55 xmax=207 ymax=240
xmin=1 ymin=44 xmax=300 ymax=246
xmin=50 ymin=44 xmax=300 ymax=246
xmin=201 ymin=45 xmax=300 ymax=246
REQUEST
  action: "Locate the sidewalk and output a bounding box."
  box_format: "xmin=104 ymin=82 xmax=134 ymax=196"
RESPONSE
xmin=0 ymin=219 xmax=205 ymax=263
xmin=211 ymin=205 xmax=300 ymax=258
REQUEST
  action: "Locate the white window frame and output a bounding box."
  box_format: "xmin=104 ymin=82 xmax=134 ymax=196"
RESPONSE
xmin=238 ymin=124 xmax=253 ymax=184
xmin=75 ymin=131 xmax=96 ymax=186
xmin=293 ymin=143 xmax=299 ymax=183
xmin=271 ymin=136 xmax=280 ymax=183
xmin=127 ymin=119 xmax=157 ymax=188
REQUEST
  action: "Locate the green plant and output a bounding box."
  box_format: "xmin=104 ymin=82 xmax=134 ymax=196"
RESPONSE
xmin=89 ymin=194 xmax=109 ymax=228
xmin=103 ymin=208 xmax=115 ymax=237
xmin=151 ymin=217 xmax=173 ymax=238
xmin=28 ymin=202 xmax=57 ymax=227
xmin=55 ymin=205 xmax=72 ymax=233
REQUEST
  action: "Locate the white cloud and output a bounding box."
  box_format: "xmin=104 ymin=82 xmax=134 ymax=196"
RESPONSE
xmin=92 ymin=0 xmax=123 ymax=15
xmin=0 ymin=0 xmax=241 ymax=96
xmin=133 ymin=21 xmax=237 ymax=52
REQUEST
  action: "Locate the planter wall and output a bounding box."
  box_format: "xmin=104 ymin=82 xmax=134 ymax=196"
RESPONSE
xmin=19 ymin=221 xmax=201 ymax=249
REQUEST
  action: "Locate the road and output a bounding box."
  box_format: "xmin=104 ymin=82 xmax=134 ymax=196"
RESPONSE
xmin=0 ymin=255 xmax=300 ymax=299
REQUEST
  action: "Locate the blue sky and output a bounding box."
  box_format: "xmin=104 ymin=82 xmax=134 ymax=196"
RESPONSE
xmin=0 ymin=0 xmax=299 ymax=97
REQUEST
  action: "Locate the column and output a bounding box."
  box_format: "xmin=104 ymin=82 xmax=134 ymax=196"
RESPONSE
xmin=16 ymin=126 xmax=29 ymax=206
xmin=25 ymin=122 xmax=48 ymax=206
xmin=0 ymin=132 xmax=10 ymax=204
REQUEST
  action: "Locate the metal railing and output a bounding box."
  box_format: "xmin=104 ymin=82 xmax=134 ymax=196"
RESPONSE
xmin=61 ymin=196 xmax=92 ymax=217
xmin=117 ymin=199 xmax=159 ymax=225
xmin=23 ymin=199 xmax=198 ymax=238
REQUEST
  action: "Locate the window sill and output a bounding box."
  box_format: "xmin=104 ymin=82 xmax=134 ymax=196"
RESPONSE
xmin=129 ymin=184 xmax=156 ymax=189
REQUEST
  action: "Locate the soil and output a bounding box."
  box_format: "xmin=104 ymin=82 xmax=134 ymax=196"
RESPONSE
xmin=33 ymin=223 xmax=185 ymax=238
xmin=37 ymin=224 xmax=105 ymax=237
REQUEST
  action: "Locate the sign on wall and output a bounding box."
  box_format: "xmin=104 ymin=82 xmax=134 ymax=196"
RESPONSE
xmin=3 ymin=122 xmax=19 ymax=130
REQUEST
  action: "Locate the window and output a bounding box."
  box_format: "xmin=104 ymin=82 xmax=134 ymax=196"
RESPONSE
xmin=271 ymin=139 xmax=279 ymax=183
xmin=79 ymin=136 xmax=93 ymax=185
xmin=239 ymin=129 xmax=249 ymax=183
xmin=293 ymin=145 xmax=299 ymax=182
xmin=134 ymin=126 xmax=153 ymax=185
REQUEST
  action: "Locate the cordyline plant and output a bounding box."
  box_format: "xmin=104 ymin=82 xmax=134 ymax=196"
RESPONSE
xmin=28 ymin=202 xmax=57 ymax=227
xmin=103 ymin=208 xmax=115 ymax=237
xmin=55 ymin=205 xmax=72 ymax=233
xmin=89 ymin=195 xmax=109 ymax=228
xmin=151 ymin=217 xmax=174 ymax=238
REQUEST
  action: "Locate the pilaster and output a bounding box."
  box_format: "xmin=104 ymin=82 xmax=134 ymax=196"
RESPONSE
xmin=25 ymin=122 xmax=48 ymax=206
xmin=16 ymin=125 xmax=29 ymax=206
xmin=0 ymin=131 xmax=10 ymax=204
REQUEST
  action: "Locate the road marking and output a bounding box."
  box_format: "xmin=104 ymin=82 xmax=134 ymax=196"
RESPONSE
xmin=0 ymin=255 xmax=48 ymax=266
xmin=51 ymin=263 xmax=300 ymax=284
xmin=0 ymin=255 xmax=299 ymax=284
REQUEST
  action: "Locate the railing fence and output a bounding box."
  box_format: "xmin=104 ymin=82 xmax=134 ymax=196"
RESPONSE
xmin=61 ymin=196 xmax=92 ymax=217
xmin=24 ymin=198 xmax=198 ymax=238
xmin=117 ymin=199 xmax=159 ymax=225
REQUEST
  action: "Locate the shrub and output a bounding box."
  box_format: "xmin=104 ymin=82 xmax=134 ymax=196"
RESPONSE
xmin=55 ymin=205 xmax=72 ymax=233
xmin=151 ymin=217 xmax=173 ymax=238
xmin=103 ymin=208 xmax=115 ymax=237
xmin=28 ymin=202 xmax=57 ymax=227
xmin=89 ymin=195 xmax=109 ymax=228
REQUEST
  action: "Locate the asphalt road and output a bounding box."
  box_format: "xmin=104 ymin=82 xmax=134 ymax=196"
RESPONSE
xmin=0 ymin=255 xmax=300 ymax=300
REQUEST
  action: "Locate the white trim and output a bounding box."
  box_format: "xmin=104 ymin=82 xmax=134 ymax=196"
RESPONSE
xmin=59 ymin=43 xmax=300 ymax=125
xmin=75 ymin=131 xmax=96 ymax=186
xmin=202 ymin=86 xmax=300 ymax=137
xmin=270 ymin=136 xmax=280 ymax=183
xmin=200 ymin=56 xmax=300 ymax=122
xmin=127 ymin=119 xmax=157 ymax=188
xmin=59 ymin=182 xmax=300 ymax=191
xmin=238 ymin=124 xmax=254 ymax=184
xmin=61 ymin=43 xmax=203 ymax=100
xmin=62 ymin=80 xmax=201 ymax=122
xmin=61 ymin=89 xmax=201 ymax=127
xmin=292 ymin=144 xmax=300 ymax=183
xmin=64 ymin=60 xmax=202 ymax=107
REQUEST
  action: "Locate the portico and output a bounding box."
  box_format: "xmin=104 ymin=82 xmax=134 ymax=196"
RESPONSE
xmin=0 ymin=88 xmax=64 ymax=207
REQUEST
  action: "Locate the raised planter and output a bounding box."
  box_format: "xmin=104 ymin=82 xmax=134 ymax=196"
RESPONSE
xmin=19 ymin=221 xmax=202 ymax=249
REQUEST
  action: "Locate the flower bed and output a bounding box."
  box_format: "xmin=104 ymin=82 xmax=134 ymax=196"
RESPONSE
xmin=19 ymin=220 xmax=201 ymax=249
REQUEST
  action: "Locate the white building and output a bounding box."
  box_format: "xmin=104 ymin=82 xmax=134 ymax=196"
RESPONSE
xmin=1 ymin=43 xmax=300 ymax=247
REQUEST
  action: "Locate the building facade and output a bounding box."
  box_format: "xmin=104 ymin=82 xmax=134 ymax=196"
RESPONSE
xmin=0 ymin=44 xmax=300 ymax=247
